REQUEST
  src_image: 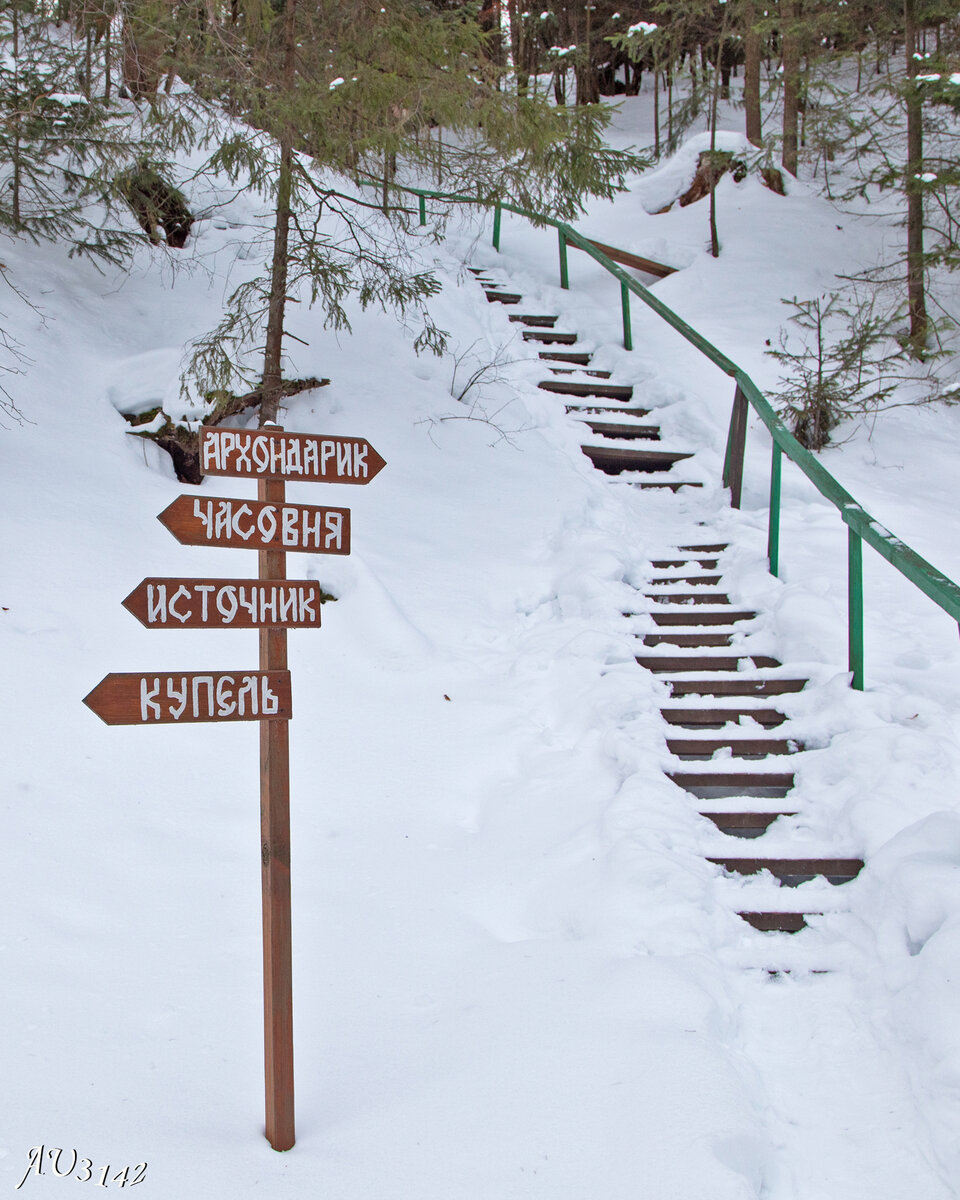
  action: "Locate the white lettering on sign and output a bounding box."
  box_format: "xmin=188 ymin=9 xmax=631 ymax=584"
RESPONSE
xmin=136 ymin=674 xmax=281 ymax=721
xmin=202 ymin=429 xmax=376 ymax=481
xmin=187 ymin=498 xmax=346 ymax=551
xmin=132 ymin=582 xmax=322 ymax=627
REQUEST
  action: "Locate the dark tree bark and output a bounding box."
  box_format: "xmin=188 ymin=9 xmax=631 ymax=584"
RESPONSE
xmin=781 ymin=0 xmax=800 ymax=176
xmin=743 ymin=0 xmax=763 ymax=146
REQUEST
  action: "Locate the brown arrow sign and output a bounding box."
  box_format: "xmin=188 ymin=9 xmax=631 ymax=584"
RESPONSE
xmin=122 ymin=578 xmax=324 ymax=629
xmin=158 ymin=495 xmax=351 ymax=554
xmin=83 ymin=670 xmax=292 ymax=725
xmin=200 ymin=426 xmax=386 ymax=484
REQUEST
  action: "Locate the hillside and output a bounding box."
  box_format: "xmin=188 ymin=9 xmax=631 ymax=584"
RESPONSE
xmin=3 ymin=83 xmax=960 ymax=1197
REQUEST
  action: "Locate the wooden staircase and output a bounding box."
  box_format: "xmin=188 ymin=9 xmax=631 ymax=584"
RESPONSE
xmin=474 ymin=271 xmax=865 ymax=955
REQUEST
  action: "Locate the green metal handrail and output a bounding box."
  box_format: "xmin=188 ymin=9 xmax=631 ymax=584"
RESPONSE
xmin=369 ymin=178 xmax=960 ymax=687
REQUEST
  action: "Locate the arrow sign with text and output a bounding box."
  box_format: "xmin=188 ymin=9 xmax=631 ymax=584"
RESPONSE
xmin=122 ymin=579 xmax=324 ymax=629
xmin=200 ymin=425 xmax=386 ymax=484
xmin=158 ymin=495 xmax=351 ymax=555
xmin=83 ymin=670 xmax=292 ymax=725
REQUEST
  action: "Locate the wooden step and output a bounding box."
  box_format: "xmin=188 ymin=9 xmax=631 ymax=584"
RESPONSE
xmin=651 ymin=558 xmax=719 ymax=569
xmin=645 ymin=592 xmax=731 ymax=605
xmin=648 ymin=575 xmax=721 ymax=586
xmin=670 ymin=771 xmax=794 ymax=798
xmin=669 ymin=678 xmax=806 ymax=697
xmin=638 ymin=655 xmax=781 ymax=673
xmin=523 ymin=330 xmax=578 ymax=344
xmin=581 ymin=446 xmax=693 ymax=474
xmin=670 ymin=737 xmax=796 ymax=758
xmin=485 ymin=290 xmax=522 ymax=304
xmin=650 ymin=610 xmax=756 ymax=626
xmin=582 ymin=421 xmax=660 ymax=441
xmin=643 ymin=609 xmax=758 ymax=628
xmin=509 ymin=314 xmax=558 ymax=327
xmin=700 ymin=811 xmax=797 ymax=837
xmin=550 ymin=368 xmax=613 ymax=379
xmin=738 ymin=911 xmax=812 ymax=933
xmin=644 ymin=632 xmax=733 ymax=648
xmin=540 ymin=351 xmax=592 ymax=364
xmin=679 ymin=543 xmax=727 ymax=552
xmin=632 ymin=481 xmax=704 ymax=491
xmin=540 ymin=380 xmax=634 ymax=400
xmin=661 ymin=707 xmax=787 ymax=727
xmin=709 ymin=857 xmax=864 ymax=885
xmin=566 ymin=404 xmax=650 ymax=418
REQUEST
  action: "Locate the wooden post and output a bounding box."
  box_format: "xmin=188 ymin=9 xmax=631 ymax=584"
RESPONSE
xmin=418 ymin=194 xmax=426 ymax=227
xmin=558 ymin=228 xmax=569 ymax=290
xmin=723 ymin=384 xmax=749 ymax=509
xmin=492 ymin=204 xmax=502 ymax=251
xmin=258 ymin=467 xmax=295 ymax=1151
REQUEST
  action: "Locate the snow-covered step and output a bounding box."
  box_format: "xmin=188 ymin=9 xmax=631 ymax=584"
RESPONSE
xmin=643 ymin=631 xmax=733 ymax=647
xmin=667 ymin=677 xmax=807 ymax=697
xmin=579 ymin=420 xmax=660 ymax=441
xmin=508 ymin=313 xmax=558 ymax=327
xmin=661 ymin=706 xmax=788 ymax=727
xmin=637 ymin=654 xmax=780 ymax=672
xmin=698 ymin=810 xmax=798 ymax=837
xmin=522 ymin=329 xmax=578 ymax=344
xmin=647 ymin=573 xmax=721 ymax=585
xmin=708 ymin=857 xmax=864 ymax=886
xmin=651 ymin=557 xmax=719 ymax=569
xmin=539 ymin=349 xmax=592 ymax=364
xmin=548 ymin=367 xmax=613 ymax=378
xmin=565 ymin=403 xmax=650 ymax=417
xmin=644 ymin=589 xmax=731 ymax=604
xmin=484 ymin=289 xmax=521 ymax=304
xmin=581 ymin=445 xmax=693 ymax=473
xmin=669 ymin=770 xmax=795 ymax=799
xmin=650 ymin=609 xmax=757 ymax=626
xmin=667 ymin=735 xmax=798 ymax=758
xmin=738 ymin=911 xmax=815 ymax=933
xmin=539 ymin=379 xmax=634 ymax=400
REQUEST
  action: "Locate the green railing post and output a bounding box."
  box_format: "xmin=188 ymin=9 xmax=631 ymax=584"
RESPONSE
xmin=418 ymin=194 xmax=426 ymax=226
xmin=768 ymin=441 xmax=782 ymax=577
xmin=848 ymin=527 xmax=864 ymax=690
xmin=492 ymin=204 xmax=502 ymax=251
xmin=723 ymin=385 xmax=749 ymax=509
xmin=621 ymin=282 xmax=633 ymax=351
xmin=558 ymin=228 xmax=569 ymax=289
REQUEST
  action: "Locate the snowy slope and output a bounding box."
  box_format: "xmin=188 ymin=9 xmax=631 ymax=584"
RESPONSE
xmin=2 ymin=82 xmax=960 ymax=1198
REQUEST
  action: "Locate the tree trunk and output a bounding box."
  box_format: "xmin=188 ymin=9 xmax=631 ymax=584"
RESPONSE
xmin=781 ymin=0 xmax=799 ymax=176
xmin=11 ymin=2 xmax=21 ymax=228
xmin=744 ymin=1 xmax=762 ymax=146
xmin=260 ymin=0 xmax=298 ymax=426
xmin=903 ymin=0 xmax=927 ymax=355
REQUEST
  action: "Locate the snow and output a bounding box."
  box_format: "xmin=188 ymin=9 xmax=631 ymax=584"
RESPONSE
xmin=2 ymin=63 xmax=960 ymax=1200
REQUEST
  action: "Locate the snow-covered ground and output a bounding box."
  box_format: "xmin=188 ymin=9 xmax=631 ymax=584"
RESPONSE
xmin=3 ymin=77 xmax=960 ymax=1198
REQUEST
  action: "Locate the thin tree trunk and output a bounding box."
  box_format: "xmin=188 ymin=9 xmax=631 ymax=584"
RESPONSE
xmin=653 ymin=63 xmax=660 ymax=157
xmin=903 ymin=0 xmax=927 ymax=355
xmin=781 ymin=0 xmax=799 ymax=176
xmin=260 ymin=0 xmax=298 ymax=426
xmin=709 ymin=27 xmax=724 ymax=256
xmin=12 ymin=2 xmax=21 ymax=228
xmin=744 ymin=11 xmax=762 ymax=146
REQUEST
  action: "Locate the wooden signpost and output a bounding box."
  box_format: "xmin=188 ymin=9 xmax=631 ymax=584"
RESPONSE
xmin=84 ymin=422 xmax=385 ymax=1153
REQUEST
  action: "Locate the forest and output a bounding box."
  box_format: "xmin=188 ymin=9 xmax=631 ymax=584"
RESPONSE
xmin=1 ymin=0 xmax=958 ymax=451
